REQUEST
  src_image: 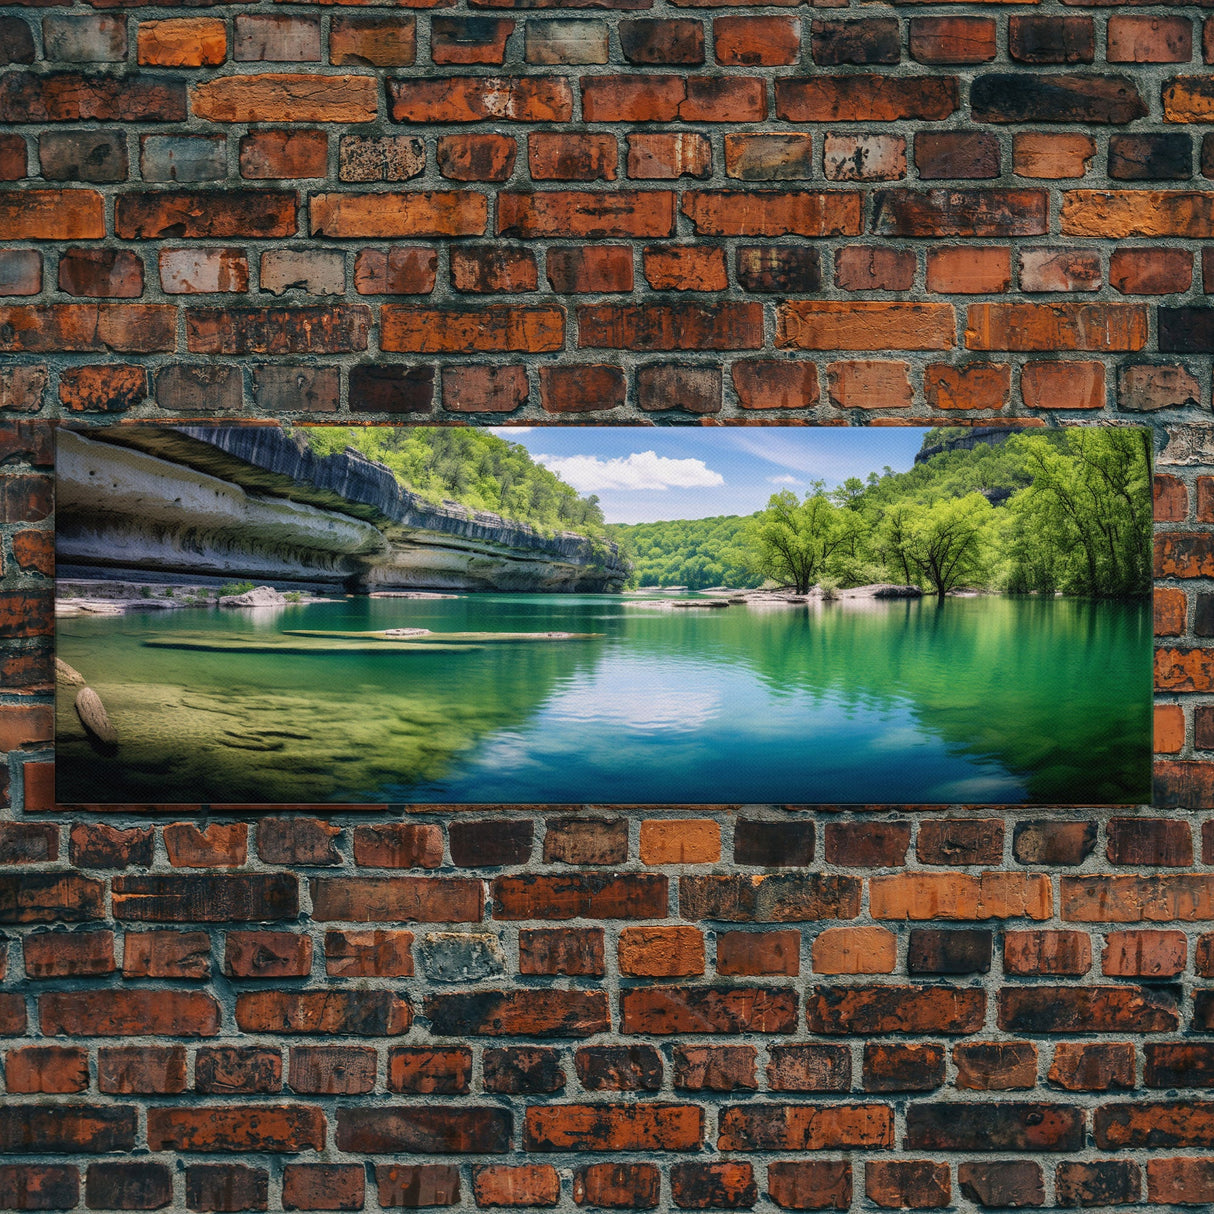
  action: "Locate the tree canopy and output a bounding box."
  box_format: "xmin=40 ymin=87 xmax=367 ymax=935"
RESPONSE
xmin=612 ymin=428 xmax=1151 ymax=601
xmin=302 ymin=426 xmax=607 ymax=537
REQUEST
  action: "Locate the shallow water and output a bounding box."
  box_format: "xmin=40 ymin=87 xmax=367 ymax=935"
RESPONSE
xmin=55 ymin=593 xmax=1151 ymax=805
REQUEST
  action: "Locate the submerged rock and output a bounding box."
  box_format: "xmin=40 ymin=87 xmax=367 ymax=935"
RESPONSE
xmin=75 ymin=686 xmax=118 ymax=751
xmin=220 ymin=585 xmax=286 ymax=608
xmin=56 ymin=658 xmax=85 ymax=686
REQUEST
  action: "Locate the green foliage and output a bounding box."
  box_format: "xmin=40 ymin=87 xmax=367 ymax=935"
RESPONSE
xmin=302 ymin=426 xmax=607 ymax=538
xmin=748 ymin=485 xmax=846 ymax=595
xmin=614 ymin=428 xmax=1151 ymax=601
xmin=220 ymin=581 xmax=255 ymax=597
xmin=285 ymin=591 xmax=302 ymax=603
xmin=609 ymin=514 xmax=763 ymax=590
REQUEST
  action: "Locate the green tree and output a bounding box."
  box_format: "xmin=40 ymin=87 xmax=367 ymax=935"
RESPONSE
xmin=747 ymin=485 xmax=844 ymax=594
xmin=904 ymin=494 xmax=993 ymax=604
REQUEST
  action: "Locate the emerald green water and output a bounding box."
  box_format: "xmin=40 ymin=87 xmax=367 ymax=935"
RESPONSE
xmin=55 ymin=594 xmax=1151 ymax=805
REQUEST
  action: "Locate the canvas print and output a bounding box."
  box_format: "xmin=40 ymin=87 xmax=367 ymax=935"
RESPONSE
xmin=54 ymin=422 xmax=1152 ymax=806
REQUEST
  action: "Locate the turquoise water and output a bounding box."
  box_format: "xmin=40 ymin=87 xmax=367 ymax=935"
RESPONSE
xmin=55 ymin=594 xmax=1151 ymax=805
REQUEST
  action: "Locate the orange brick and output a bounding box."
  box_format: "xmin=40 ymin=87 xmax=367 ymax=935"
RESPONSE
xmin=871 ymin=873 xmax=1052 ymax=921
xmin=618 ymin=926 xmax=705 ymax=977
xmin=926 ymin=246 xmax=1011 ymax=294
xmin=827 ymin=360 xmax=913 ymax=409
xmin=1155 ymin=704 xmax=1186 ymax=753
xmin=639 ymin=820 xmax=720 ymax=865
xmin=193 ymin=74 xmax=377 ymax=123
xmin=138 ymin=19 xmax=226 ymax=66
xmin=1155 ymin=587 xmax=1187 ymax=636
xmin=812 ymin=926 xmax=897 ymax=975
xmin=716 ymin=930 xmax=801 ymax=977
xmin=1102 ymin=930 xmax=1186 ymax=977
xmin=1020 ymin=361 xmax=1105 ymax=409
xmin=1013 ymin=133 xmax=1096 ymax=179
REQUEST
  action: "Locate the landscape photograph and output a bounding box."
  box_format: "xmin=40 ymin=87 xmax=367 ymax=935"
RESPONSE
xmin=54 ymin=422 xmax=1152 ymax=806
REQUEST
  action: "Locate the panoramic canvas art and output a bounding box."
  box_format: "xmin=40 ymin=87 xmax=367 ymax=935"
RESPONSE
xmin=54 ymin=422 xmax=1152 ymax=806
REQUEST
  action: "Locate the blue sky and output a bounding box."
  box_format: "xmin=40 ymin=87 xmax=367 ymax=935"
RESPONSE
xmin=490 ymin=427 xmax=927 ymax=524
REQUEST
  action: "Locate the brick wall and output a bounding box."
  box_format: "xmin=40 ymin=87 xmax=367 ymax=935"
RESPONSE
xmin=4 ymin=0 xmax=1214 ymax=1207
xmin=0 ymin=3 xmax=1211 ymax=414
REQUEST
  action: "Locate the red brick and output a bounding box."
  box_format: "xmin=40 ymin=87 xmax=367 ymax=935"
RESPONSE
xmin=683 ymin=191 xmax=860 ymax=237
xmin=375 ymin=1164 xmax=460 ymax=1209
xmin=583 ymin=74 xmax=765 ymax=123
xmin=0 ymin=822 xmax=57 ymax=865
xmin=540 ymin=364 xmax=625 ymax=413
xmin=0 ymin=72 xmax=185 ymax=123
xmin=0 ymin=304 xmax=175 ymax=353
xmin=149 ymin=1106 xmax=324 ymax=1153
xmin=240 ymin=130 xmax=328 ymax=179
xmin=187 ymin=305 xmax=370 ymax=355
xmin=193 ymin=73 xmax=374 ymax=123
xmin=69 ymin=824 xmax=154 ymax=870
xmin=0 ymin=479 xmax=51 ymax=527
xmin=381 ymin=305 xmax=562 ymax=353
xmin=807 ymin=986 xmax=985 ymax=1035
xmin=528 ymin=132 xmax=616 ymax=181
xmin=627 ymin=132 xmax=711 ymax=180
xmin=580 ymin=302 xmax=761 ymax=351
xmin=924 ymin=363 xmax=1010 ymax=411
xmin=1013 ymin=133 xmax=1096 ymax=180
xmin=1020 ymin=361 xmax=1106 ymax=409
xmin=5 ymin=1045 xmax=88 ymax=1094
xmin=671 ymin=1162 xmax=756 ymax=1210
xmin=1107 ymin=818 xmax=1193 ymax=865
xmin=330 ymin=15 xmax=416 ymax=66
xmin=58 ymin=364 xmax=147 ymax=413
xmin=164 ymin=821 xmax=247 ymax=868
xmin=778 ymin=302 xmax=954 ymax=351
xmin=474 ymin=1165 xmax=560 ymax=1209
xmin=1019 ymin=248 xmax=1102 ymax=293
xmin=527 ymin=1104 xmax=703 ymax=1152
xmin=767 ymin=1044 xmax=850 ymax=1092
xmin=865 ymin=1161 xmax=950 ymax=1210
xmin=1048 ymin=1042 xmax=1135 ymax=1092
xmin=196 ymin=1046 xmax=282 ymax=1095
xmin=282 ymin=1165 xmax=364 ymax=1212
xmin=500 ymin=190 xmax=673 ymax=238
xmin=926 ymin=246 xmax=1011 ymax=294
xmin=622 ymin=986 xmax=796 ymax=1034
xmin=338 ymin=1107 xmax=509 ymax=1154
xmin=518 ymin=927 xmax=605 ymax=976
xmin=138 ymin=18 xmax=227 ymax=66
xmin=767 ymin=1162 xmax=851 ymax=1211
xmin=432 ymin=16 xmax=511 ymax=64
xmin=98 ymin=1046 xmax=187 ymax=1095
xmin=390 ymin=76 xmax=571 ymax=123
xmin=1111 ymin=248 xmax=1192 ymax=296
xmin=619 ymin=19 xmax=703 ymax=66
xmin=117 ymin=191 xmax=296 ymax=239
xmin=353 ymin=823 xmax=443 ymax=868
xmin=353 ymin=247 xmax=437 ymax=295
xmin=673 ymin=1046 xmax=756 ymax=1093
xmin=714 ymin=16 xmax=799 ymax=65
xmin=732 ymin=361 xmax=818 ymax=410
xmin=863 ymin=1043 xmax=946 ymax=1093
xmin=916 ymin=131 xmax=999 ymax=180
xmin=827 ymin=360 xmax=913 ymax=410
xmin=546 ymin=247 xmax=633 ymax=293
xmin=618 ymin=925 xmax=705 ymax=977
xmin=717 ymin=930 xmax=800 ymax=976
xmin=436 ymin=134 xmax=516 ymax=182
xmin=288 ymin=1047 xmax=375 ymax=1096
xmin=124 ymin=930 xmax=211 ymax=979
xmin=225 ymin=931 xmax=313 ymax=978
xmin=573 ymin=1163 xmax=659 ymax=1209
xmin=909 ymin=17 xmax=996 ymax=64
xmin=954 ymin=1042 xmax=1038 ymax=1091
xmin=637 ymin=364 xmax=721 ymax=414
xmin=1148 ymin=1159 xmax=1214 ymax=1205
xmin=443 ymin=365 xmax=528 ymax=413
xmin=1155 ymin=703 xmax=1186 ymax=753
xmin=719 ymin=1104 xmax=892 ymax=1151
xmin=1108 ymin=15 xmax=1192 ymax=63
xmin=776 ymin=76 xmax=957 ymax=122
xmin=835 ymin=247 xmax=914 ymax=292
xmin=388 ymin=1046 xmax=470 ymax=1094
xmin=311 ymin=192 xmax=486 ymax=238
xmin=40 ymin=990 xmax=221 ymax=1037
xmin=643 ymin=245 xmax=727 ymax=292
xmin=325 ymin=929 xmax=414 ymax=977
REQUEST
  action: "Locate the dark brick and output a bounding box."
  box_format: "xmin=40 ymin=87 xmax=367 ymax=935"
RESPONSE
xmin=971 ymin=75 xmax=1147 ymax=124
xmin=907 ymin=930 xmax=992 ymax=974
xmin=733 ymin=819 xmax=814 ymax=867
xmin=449 ymin=819 xmax=533 ymax=867
xmin=1109 ymin=134 xmax=1192 ymax=181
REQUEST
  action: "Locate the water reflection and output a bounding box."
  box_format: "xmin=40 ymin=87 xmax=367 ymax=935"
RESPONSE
xmin=56 ymin=594 xmax=1150 ymax=805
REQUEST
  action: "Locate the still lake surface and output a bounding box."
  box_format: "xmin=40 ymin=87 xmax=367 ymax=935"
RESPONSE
xmin=55 ymin=593 xmax=1151 ymax=806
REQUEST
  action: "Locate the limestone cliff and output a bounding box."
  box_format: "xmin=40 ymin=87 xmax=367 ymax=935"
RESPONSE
xmin=56 ymin=426 xmax=627 ymax=593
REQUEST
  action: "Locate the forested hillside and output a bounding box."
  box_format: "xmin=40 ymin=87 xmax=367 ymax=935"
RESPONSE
xmin=613 ymin=429 xmax=1152 ymax=599
xmin=302 ymin=427 xmax=607 ymax=537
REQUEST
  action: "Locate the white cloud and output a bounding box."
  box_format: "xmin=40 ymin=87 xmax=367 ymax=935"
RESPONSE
xmin=767 ymin=474 xmax=803 ymax=485
xmin=489 ymin=426 xmax=532 ymax=436
xmin=534 ymin=451 xmax=725 ymax=493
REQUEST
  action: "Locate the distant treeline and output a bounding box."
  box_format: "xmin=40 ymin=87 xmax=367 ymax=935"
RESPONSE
xmin=612 ymin=429 xmax=1152 ymax=599
xmin=303 ymin=427 xmax=607 ymax=537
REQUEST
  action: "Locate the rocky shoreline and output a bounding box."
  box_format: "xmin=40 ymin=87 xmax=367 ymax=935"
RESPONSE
xmin=56 ymin=579 xmax=337 ymax=617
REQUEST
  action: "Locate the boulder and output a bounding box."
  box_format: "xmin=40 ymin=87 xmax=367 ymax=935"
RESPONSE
xmin=56 ymin=658 xmax=85 ymax=685
xmin=75 ymin=686 xmax=118 ymax=751
xmin=220 ymin=585 xmax=286 ymax=608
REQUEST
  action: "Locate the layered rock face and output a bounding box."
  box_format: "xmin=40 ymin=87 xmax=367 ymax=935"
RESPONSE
xmin=56 ymin=426 xmax=627 ymax=593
